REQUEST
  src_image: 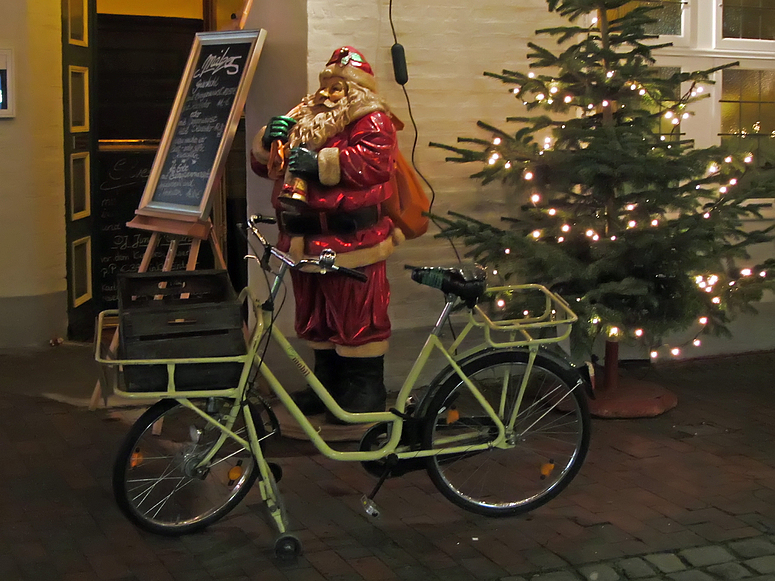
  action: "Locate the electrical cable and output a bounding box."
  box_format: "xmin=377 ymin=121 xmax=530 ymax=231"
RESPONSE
xmin=388 ymin=0 xmax=462 ymax=342
xmin=388 ymin=0 xmax=461 ymax=263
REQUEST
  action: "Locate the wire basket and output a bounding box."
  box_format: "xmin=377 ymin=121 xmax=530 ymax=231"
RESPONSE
xmin=471 ymin=284 xmax=578 ymax=348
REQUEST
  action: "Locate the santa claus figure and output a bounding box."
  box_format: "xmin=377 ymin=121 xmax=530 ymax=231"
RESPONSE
xmin=251 ymin=46 xmax=403 ymax=421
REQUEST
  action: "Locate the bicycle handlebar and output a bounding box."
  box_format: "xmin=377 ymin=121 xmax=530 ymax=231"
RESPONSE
xmin=246 ymin=214 xmax=368 ymax=282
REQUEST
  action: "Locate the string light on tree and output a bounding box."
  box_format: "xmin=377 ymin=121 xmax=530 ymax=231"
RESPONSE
xmin=429 ymin=0 xmax=775 ymax=407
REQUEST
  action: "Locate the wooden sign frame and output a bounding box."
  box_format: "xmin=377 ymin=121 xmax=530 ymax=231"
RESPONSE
xmin=135 ymin=29 xmax=266 ymax=222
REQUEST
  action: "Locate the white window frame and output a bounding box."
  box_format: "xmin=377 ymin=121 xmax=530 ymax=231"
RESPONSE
xmin=657 ymin=0 xmax=775 ymax=54
xmin=645 ymin=0 xmax=775 ymax=212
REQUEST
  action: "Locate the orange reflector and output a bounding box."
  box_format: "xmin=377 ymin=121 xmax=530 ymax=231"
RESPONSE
xmin=540 ymin=461 xmax=555 ymax=479
xmin=228 ymin=466 xmax=244 ymax=481
xmin=130 ymin=448 xmax=143 ymax=468
xmin=446 ymin=408 xmax=460 ymax=424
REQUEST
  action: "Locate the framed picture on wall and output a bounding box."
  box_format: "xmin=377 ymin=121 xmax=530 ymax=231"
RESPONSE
xmin=0 ymin=48 xmax=15 ymax=118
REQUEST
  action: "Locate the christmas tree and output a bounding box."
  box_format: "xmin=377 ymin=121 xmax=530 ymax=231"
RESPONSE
xmin=431 ymin=0 xmax=775 ymax=372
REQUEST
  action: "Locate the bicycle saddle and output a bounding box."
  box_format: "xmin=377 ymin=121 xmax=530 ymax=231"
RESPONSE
xmin=407 ymin=263 xmax=487 ymax=307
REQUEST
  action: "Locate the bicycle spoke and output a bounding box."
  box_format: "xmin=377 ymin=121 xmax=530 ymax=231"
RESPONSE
xmin=425 ymin=352 xmax=590 ymax=516
xmin=148 ymin=475 xmax=196 ymax=520
xmin=113 ymin=399 xmax=261 ymax=534
xmin=130 ymin=456 xmax=181 ymax=506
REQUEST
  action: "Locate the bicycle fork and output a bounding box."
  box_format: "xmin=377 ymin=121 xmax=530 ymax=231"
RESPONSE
xmin=242 ymin=403 xmax=287 ymax=535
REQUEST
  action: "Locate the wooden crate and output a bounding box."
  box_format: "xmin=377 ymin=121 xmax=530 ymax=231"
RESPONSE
xmin=118 ymin=270 xmax=246 ymax=392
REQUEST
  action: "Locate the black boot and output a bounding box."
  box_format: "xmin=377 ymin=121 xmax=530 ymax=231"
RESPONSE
xmin=292 ymin=350 xmax=342 ymax=415
xmin=327 ymin=356 xmax=387 ymax=423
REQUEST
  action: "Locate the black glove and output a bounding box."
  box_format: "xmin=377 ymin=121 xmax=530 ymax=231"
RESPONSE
xmin=288 ymin=146 xmax=319 ymax=181
xmin=261 ymin=115 xmax=297 ymax=150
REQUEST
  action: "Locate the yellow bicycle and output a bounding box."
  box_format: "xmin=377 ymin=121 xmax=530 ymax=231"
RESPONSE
xmin=96 ymin=214 xmax=593 ymax=560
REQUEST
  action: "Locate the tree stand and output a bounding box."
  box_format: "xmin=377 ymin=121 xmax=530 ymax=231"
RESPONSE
xmin=587 ymin=339 xmax=678 ymax=418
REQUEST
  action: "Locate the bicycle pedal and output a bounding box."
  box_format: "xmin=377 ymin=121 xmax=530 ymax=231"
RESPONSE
xmin=360 ymin=495 xmax=381 ymax=518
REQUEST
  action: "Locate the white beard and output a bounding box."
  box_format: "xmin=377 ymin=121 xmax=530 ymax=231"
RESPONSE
xmin=287 ymin=83 xmax=390 ymax=151
xmin=288 ymin=101 xmax=349 ymax=150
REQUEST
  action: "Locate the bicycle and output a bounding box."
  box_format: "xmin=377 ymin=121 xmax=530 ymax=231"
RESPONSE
xmin=95 ymin=214 xmax=593 ymax=560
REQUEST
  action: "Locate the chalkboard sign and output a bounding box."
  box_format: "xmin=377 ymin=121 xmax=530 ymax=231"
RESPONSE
xmin=137 ymin=29 xmax=265 ymax=221
xmin=96 ymin=147 xmax=213 ymax=309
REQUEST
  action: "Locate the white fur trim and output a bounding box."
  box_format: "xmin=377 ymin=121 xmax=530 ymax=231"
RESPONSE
xmin=289 ymin=236 xmax=305 ymax=263
xmin=317 ymin=148 xmax=341 ymax=186
xmin=321 ymin=66 xmax=376 ymax=91
xmin=336 ymin=341 xmax=389 ymax=357
xmin=307 ymin=341 xmax=335 ymax=350
xmin=346 ymin=101 xmax=385 ymax=123
xmin=252 ymin=127 xmax=270 ymax=165
xmin=301 ymin=233 xmax=399 ymax=270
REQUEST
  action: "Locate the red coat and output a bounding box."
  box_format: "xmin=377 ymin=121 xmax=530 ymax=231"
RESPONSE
xmin=251 ymin=110 xmax=399 ymax=266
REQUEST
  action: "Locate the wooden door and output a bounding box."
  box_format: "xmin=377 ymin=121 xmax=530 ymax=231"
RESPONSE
xmin=62 ymin=0 xmax=97 ymax=341
xmin=93 ymin=15 xmax=208 ymax=314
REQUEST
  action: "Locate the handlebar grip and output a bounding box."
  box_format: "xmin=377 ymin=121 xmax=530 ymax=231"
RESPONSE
xmin=335 ymin=266 xmax=368 ymax=282
xmin=248 ymin=214 xmax=277 ymax=225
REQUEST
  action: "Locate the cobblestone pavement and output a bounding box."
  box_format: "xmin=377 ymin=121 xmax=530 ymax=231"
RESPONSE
xmin=0 ymin=346 xmax=774 ymax=580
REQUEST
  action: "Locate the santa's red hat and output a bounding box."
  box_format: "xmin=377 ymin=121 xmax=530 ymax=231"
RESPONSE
xmin=320 ymin=46 xmax=376 ymax=91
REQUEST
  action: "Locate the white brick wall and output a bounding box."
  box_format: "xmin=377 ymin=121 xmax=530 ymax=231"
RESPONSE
xmin=290 ymin=2 xmax=775 ymax=357
xmin=305 ymin=0 xmax=565 ymax=328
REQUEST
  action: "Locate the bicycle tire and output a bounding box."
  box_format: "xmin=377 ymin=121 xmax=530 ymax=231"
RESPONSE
xmin=112 ymin=398 xmax=261 ymax=535
xmin=422 ymin=349 xmax=591 ymax=517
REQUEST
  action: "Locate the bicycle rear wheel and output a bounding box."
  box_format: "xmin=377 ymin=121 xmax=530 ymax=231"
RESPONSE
xmin=112 ymin=398 xmax=261 ymax=535
xmin=423 ymin=349 xmax=590 ymax=517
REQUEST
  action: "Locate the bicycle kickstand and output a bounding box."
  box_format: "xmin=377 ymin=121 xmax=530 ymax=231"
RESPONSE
xmin=360 ymin=453 xmax=399 ymax=518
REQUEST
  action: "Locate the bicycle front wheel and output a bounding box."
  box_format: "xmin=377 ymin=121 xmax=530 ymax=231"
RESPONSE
xmin=112 ymin=398 xmax=260 ymax=535
xmin=423 ymin=349 xmax=590 ymax=517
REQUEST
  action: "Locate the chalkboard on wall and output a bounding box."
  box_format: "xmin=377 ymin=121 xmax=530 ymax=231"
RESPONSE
xmin=96 ymin=148 xmax=214 ymax=309
xmin=136 ymin=29 xmax=265 ymax=221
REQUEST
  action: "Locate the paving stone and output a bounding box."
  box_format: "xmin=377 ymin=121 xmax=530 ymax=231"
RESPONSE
xmin=680 ymin=546 xmax=736 ymax=567
xmin=730 ymin=540 xmax=775 ymax=559
xmin=617 ymin=558 xmax=657 ymax=579
xmin=668 ymin=571 xmax=717 ymax=581
xmin=746 ymin=557 xmax=775 ymax=575
xmin=706 ymin=562 xmax=754 ymax=580
xmin=578 ymin=564 xmax=620 ymax=581
xmin=527 ymin=550 xmax=571 ymax=571
xmin=644 ymin=554 xmax=687 ymax=573
xmin=530 ymin=571 xmax=583 ymax=581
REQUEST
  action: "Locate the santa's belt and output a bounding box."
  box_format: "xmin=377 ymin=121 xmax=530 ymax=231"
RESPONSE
xmin=279 ymin=205 xmax=380 ymax=236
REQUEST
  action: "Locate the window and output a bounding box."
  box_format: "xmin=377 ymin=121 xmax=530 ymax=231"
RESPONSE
xmin=652 ymin=67 xmax=683 ymax=140
xmin=720 ymin=69 xmax=775 ymax=163
xmin=722 ymin=0 xmax=775 ymax=40
xmin=607 ymin=1 xmax=685 ymax=38
xmin=643 ymin=0 xmax=683 ymax=35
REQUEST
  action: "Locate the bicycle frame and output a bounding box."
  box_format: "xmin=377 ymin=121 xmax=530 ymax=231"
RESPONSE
xmin=99 ymin=222 xmax=585 ymax=542
xmin=95 ymin=272 xmax=579 ymax=460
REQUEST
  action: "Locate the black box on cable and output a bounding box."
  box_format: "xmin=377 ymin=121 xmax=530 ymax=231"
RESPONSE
xmin=117 ymin=270 xmax=246 ymax=392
